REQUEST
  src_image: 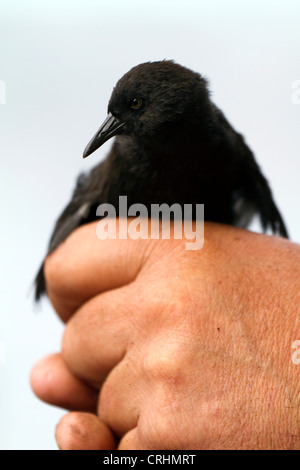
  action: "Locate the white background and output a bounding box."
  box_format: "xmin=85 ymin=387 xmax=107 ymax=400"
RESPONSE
xmin=0 ymin=0 xmax=299 ymax=450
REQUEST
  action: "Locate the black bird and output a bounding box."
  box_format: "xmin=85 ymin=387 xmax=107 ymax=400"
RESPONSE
xmin=35 ymin=60 xmax=288 ymax=300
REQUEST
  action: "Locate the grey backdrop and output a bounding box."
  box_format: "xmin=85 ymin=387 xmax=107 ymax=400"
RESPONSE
xmin=0 ymin=0 xmax=299 ymax=450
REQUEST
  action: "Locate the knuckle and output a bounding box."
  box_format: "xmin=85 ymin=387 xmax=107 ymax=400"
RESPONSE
xmin=43 ymin=248 xmax=71 ymax=298
xmin=142 ymin=341 xmax=184 ymax=384
xmin=43 ymin=226 xmax=85 ymax=298
xmin=138 ymin=397 xmax=183 ymax=449
xmin=44 ymin=249 xmax=81 ymax=320
xmin=43 ymin=251 xmax=60 ymax=292
xmin=61 ymin=321 xmax=77 ymax=370
xmin=61 ymin=311 xmax=91 ymax=376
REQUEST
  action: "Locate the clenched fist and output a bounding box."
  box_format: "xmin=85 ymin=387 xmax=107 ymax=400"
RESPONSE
xmin=31 ymin=221 xmax=300 ymax=449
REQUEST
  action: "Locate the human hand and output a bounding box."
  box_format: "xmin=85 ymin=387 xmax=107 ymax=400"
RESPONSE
xmin=31 ymin=221 xmax=300 ymax=449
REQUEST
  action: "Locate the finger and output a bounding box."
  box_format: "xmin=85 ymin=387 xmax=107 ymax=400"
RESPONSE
xmin=44 ymin=220 xmax=150 ymax=322
xmin=62 ymin=285 xmax=136 ymax=387
xmin=97 ymin=328 xmax=191 ymax=438
xmin=55 ymin=412 xmax=116 ymax=450
xmin=31 ymin=353 xmax=98 ymax=411
xmin=118 ymin=428 xmax=144 ymax=450
xmin=98 ymin=357 xmax=141 ymax=437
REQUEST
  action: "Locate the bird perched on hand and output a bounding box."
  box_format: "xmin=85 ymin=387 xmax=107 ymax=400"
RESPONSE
xmin=35 ymin=60 xmax=288 ymax=301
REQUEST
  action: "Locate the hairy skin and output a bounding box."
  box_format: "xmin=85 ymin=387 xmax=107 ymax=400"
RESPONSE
xmin=31 ymin=221 xmax=300 ymax=450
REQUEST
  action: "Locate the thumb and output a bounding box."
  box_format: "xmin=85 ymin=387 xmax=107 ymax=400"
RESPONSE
xmin=55 ymin=412 xmax=116 ymax=450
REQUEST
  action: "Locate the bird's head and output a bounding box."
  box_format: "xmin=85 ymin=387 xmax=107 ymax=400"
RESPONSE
xmin=83 ymin=60 xmax=210 ymax=158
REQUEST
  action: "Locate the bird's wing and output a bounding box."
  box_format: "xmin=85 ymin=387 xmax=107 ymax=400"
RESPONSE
xmin=232 ymin=156 xmax=289 ymax=239
xmin=34 ymin=162 xmax=106 ymax=301
xmin=213 ymin=107 xmax=289 ymax=239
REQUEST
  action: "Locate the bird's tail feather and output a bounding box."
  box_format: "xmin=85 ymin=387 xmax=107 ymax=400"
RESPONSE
xmin=233 ymin=171 xmax=289 ymax=238
xmin=255 ymin=175 xmax=289 ymax=238
xmin=34 ymin=263 xmax=46 ymax=302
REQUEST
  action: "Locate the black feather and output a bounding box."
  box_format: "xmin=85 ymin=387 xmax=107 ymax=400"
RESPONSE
xmin=35 ymin=60 xmax=288 ymax=301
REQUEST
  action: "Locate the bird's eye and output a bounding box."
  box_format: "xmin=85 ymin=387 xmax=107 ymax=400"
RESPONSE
xmin=130 ymin=98 xmax=143 ymax=110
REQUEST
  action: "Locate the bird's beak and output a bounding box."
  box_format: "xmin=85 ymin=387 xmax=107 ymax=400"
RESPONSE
xmin=83 ymin=112 xmax=125 ymax=158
